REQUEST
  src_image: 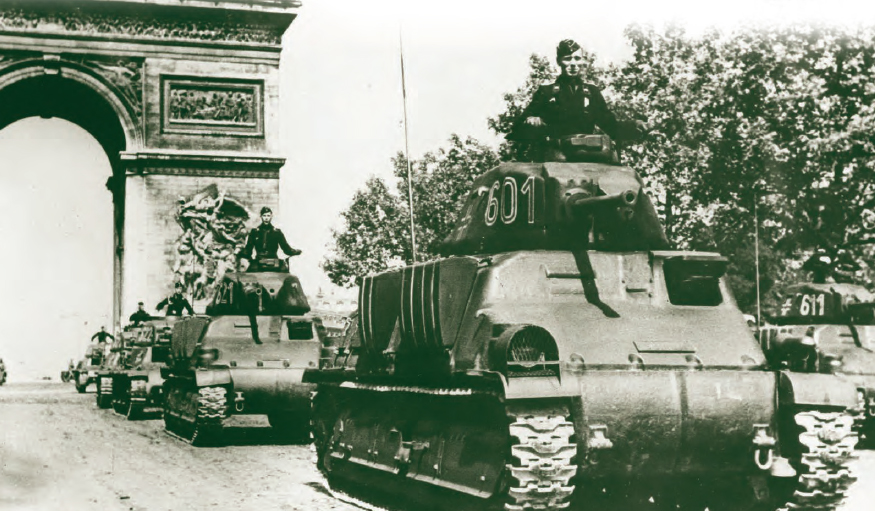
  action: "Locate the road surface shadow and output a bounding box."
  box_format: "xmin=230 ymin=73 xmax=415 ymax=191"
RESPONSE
xmin=221 ymin=426 xmax=311 ymax=447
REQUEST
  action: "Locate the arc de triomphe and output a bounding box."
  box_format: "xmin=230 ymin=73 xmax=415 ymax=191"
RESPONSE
xmin=0 ymin=0 xmax=299 ymax=328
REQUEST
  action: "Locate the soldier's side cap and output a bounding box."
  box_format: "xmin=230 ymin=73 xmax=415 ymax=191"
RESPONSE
xmin=557 ymin=39 xmax=582 ymax=60
xmin=260 ymin=206 xmax=272 ymax=215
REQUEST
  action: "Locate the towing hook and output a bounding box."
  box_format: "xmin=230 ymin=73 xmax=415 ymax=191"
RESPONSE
xmin=752 ymin=424 xmax=777 ymax=471
xmin=234 ymin=391 xmax=245 ymax=412
xmin=754 ymin=448 xmax=774 ymax=470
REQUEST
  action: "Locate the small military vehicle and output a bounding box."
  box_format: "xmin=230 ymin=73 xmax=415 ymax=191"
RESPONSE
xmin=761 ymin=282 xmax=875 ymax=442
xmin=71 ymin=343 xmax=106 ymax=393
xmin=162 ymin=260 xmax=320 ymax=446
xmin=305 ymin=135 xmax=860 ymax=511
xmin=109 ymin=318 xmax=176 ymax=419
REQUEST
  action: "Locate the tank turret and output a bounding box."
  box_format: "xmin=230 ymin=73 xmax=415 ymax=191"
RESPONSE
xmin=206 ymin=270 xmax=310 ymax=317
xmin=442 ymin=135 xmax=669 ymax=255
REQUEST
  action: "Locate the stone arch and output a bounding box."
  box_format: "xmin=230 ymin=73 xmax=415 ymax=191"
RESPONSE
xmin=0 ymin=58 xmax=143 ymax=153
xmin=0 ymin=58 xmax=143 ymax=326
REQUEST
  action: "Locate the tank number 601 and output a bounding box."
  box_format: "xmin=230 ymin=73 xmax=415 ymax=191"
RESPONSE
xmin=484 ymin=176 xmax=536 ymax=226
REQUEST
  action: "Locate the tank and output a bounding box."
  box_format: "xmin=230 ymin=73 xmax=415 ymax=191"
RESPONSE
xmin=108 ymin=318 xmax=177 ymax=419
xmin=95 ymin=334 xmax=128 ymax=409
xmin=70 ymin=341 xmax=105 ymax=393
xmin=761 ymin=281 xmax=875 ymax=443
xmin=305 ymin=134 xmax=860 ymax=511
xmin=161 ymin=261 xmax=321 ymax=446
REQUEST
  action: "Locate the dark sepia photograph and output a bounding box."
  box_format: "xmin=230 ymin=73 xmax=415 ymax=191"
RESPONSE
xmin=0 ymin=0 xmax=874 ymax=510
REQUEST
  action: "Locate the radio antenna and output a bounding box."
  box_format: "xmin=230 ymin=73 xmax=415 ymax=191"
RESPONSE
xmin=399 ymin=29 xmax=418 ymax=263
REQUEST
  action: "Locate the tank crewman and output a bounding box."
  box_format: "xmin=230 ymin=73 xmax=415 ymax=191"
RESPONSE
xmin=508 ymin=39 xmax=647 ymax=161
xmin=156 ymin=283 xmax=195 ymax=316
xmin=238 ymin=207 xmax=302 ymax=270
xmin=129 ymin=301 xmax=152 ymax=324
xmin=802 ymin=249 xmax=860 ymax=284
xmin=90 ymin=325 xmax=115 ymax=345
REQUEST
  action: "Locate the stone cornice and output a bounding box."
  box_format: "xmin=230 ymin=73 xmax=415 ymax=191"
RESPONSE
xmin=0 ymin=1 xmax=299 ymax=47
xmin=121 ymin=150 xmax=285 ymax=179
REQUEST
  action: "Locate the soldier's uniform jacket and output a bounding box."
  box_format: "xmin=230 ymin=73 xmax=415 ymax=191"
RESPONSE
xmin=129 ymin=310 xmax=152 ymax=324
xmin=156 ymin=293 xmax=194 ymax=316
xmin=241 ymin=223 xmax=300 ymax=261
xmin=509 ymin=76 xmax=639 ymax=142
xmin=90 ymin=331 xmax=114 ymax=343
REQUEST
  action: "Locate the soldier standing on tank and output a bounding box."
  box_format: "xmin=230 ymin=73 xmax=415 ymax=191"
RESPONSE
xmin=238 ymin=206 xmax=302 ymax=271
xmin=129 ymin=301 xmax=152 ymax=325
xmin=508 ymin=39 xmax=648 ymax=161
xmin=91 ymin=325 xmax=114 ymax=344
xmin=156 ymin=283 xmax=195 ymax=316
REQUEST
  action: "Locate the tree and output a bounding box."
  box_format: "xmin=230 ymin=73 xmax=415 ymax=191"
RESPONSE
xmin=322 ymin=135 xmax=499 ymax=287
xmin=326 ymin=25 xmax=875 ymax=309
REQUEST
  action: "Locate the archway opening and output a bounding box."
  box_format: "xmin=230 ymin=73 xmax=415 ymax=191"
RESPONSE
xmin=0 ymin=72 xmax=127 ymax=382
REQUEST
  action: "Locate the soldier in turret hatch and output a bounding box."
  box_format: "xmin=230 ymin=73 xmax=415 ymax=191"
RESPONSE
xmin=238 ymin=207 xmax=302 ymax=271
xmin=129 ymin=301 xmax=152 ymax=325
xmin=156 ymin=283 xmax=194 ymax=316
xmin=509 ymin=39 xmax=648 ymax=161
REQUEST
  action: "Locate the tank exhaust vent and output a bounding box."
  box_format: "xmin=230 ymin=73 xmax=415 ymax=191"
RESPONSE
xmin=492 ymin=325 xmax=560 ymax=378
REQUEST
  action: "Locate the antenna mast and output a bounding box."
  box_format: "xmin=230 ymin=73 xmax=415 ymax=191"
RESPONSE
xmin=399 ymin=30 xmax=418 ymax=263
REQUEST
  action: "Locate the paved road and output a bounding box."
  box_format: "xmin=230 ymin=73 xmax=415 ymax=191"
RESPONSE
xmin=0 ymin=382 xmax=356 ymax=511
xmin=1 ymin=382 xmax=873 ymax=511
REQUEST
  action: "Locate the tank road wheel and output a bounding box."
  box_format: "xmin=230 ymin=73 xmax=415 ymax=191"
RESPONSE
xmin=504 ymin=408 xmax=578 ymax=511
xmin=190 ymin=386 xmax=227 ymax=447
xmin=772 ymin=410 xmax=858 ymax=511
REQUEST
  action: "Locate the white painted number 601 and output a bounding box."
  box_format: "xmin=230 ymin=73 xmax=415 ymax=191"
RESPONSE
xmin=484 ymin=176 xmax=536 ymax=226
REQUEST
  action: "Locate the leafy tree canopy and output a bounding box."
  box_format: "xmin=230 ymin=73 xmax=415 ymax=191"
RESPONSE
xmin=324 ymin=23 xmax=875 ymax=315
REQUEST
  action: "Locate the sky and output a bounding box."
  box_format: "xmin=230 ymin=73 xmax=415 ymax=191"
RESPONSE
xmin=1 ymin=0 xmax=874 ymax=379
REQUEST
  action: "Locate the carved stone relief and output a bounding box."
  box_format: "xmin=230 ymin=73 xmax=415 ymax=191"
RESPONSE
xmin=162 ymin=77 xmax=263 ymax=136
xmin=173 ymin=184 xmax=252 ymax=305
xmin=75 ymin=56 xmax=144 ymax=119
xmin=0 ymin=7 xmax=285 ymax=45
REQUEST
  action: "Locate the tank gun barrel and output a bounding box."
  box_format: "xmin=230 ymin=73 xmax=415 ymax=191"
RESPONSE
xmin=564 ymin=188 xmax=638 ymax=221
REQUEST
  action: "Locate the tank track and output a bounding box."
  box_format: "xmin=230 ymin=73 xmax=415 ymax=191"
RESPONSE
xmin=312 ymin=385 xmax=578 ymax=511
xmin=164 ymin=383 xmax=227 ymax=446
xmin=781 ymin=410 xmax=858 ymax=511
xmin=505 ymin=410 xmax=577 ymax=511
xmin=190 ymin=386 xmax=227 ymax=446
